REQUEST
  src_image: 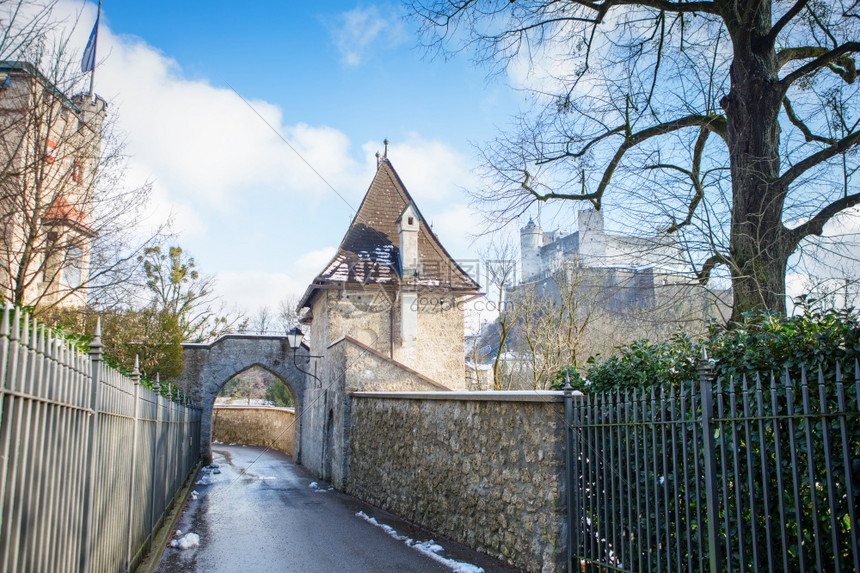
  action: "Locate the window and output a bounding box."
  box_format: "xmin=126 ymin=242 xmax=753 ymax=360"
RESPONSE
xmin=72 ymin=159 xmax=82 ymax=183
xmin=61 ymin=246 xmax=82 ymax=288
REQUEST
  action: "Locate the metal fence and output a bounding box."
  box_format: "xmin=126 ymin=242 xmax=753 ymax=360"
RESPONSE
xmin=0 ymin=306 xmax=202 ymax=573
xmin=564 ymin=358 xmax=860 ymax=572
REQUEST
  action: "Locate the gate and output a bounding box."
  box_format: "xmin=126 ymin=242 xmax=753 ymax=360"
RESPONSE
xmin=564 ymin=358 xmax=860 ymax=572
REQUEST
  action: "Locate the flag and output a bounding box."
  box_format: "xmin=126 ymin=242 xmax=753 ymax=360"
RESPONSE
xmin=80 ymin=16 xmax=98 ymax=73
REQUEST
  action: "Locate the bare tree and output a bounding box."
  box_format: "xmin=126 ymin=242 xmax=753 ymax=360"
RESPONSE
xmin=140 ymin=245 xmax=245 ymax=342
xmin=0 ymin=4 xmax=161 ymax=313
xmin=512 ymin=263 xmax=602 ymax=389
xmin=409 ymin=0 xmax=860 ymax=323
xmin=471 ymin=239 xmax=521 ymax=389
xmin=249 ymin=305 xmax=272 ymax=334
xmin=275 ymin=295 xmax=302 ymax=332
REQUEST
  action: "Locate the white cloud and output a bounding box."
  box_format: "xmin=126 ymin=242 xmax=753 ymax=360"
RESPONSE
xmin=328 ymin=5 xmax=406 ymax=66
xmin=359 ymin=135 xmax=477 ymax=204
xmin=97 ymin=35 xmax=359 ymax=211
xmin=294 ymin=246 xmax=337 ymax=279
xmin=428 ymin=203 xmax=481 ymax=258
xmin=215 ymin=270 xmax=305 ymax=313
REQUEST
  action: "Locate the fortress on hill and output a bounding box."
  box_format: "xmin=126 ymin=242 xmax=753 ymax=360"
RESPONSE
xmin=516 ymin=209 xmax=725 ymax=319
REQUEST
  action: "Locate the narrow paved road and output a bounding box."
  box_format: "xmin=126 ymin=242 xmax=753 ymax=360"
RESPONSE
xmin=154 ymin=444 xmax=519 ymax=573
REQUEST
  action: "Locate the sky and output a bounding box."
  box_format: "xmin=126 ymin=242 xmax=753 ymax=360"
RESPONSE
xmin=58 ymin=0 xmax=529 ymax=313
xmin=27 ymin=1 xmax=860 ymax=316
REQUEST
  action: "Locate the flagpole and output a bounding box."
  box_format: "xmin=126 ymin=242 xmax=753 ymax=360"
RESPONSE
xmin=87 ymin=0 xmax=101 ymax=98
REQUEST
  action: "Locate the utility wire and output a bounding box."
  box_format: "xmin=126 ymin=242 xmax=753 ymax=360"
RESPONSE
xmin=224 ymin=81 xmax=355 ymax=215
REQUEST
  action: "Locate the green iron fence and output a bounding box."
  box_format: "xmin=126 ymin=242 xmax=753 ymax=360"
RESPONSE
xmin=564 ymin=358 xmax=860 ymax=572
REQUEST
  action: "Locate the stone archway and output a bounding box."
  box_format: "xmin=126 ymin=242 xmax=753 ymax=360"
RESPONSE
xmin=174 ymin=335 xmax=309 ymax=463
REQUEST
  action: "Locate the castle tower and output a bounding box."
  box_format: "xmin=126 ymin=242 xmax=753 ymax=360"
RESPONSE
xmin=520 ymin=218 xmax=543 ymax=282
xmin=578 ymin=209 xmax=606 ymax=265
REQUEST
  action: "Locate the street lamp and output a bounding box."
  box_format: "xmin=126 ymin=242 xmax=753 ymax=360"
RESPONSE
xmin=286 ymin=326 xmax=304 ymax=351
xmin=286 ymin=326 xmax=322 ymax=387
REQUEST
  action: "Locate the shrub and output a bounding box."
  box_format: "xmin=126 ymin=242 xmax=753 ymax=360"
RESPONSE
xmin=556 ymin=304 xmax=860 ymax=392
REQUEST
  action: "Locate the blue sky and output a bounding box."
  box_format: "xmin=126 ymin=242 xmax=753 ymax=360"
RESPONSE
xmin=64 ymin=0 xmax=529 ymax=313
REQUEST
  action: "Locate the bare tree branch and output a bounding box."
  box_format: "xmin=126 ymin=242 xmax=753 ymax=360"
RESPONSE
xmin=780 ymin=42 xmax=860 ymax=88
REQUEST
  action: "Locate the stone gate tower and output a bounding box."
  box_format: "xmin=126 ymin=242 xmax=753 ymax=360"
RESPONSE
xmin=296 ymin=155 xmax=481 ymax=486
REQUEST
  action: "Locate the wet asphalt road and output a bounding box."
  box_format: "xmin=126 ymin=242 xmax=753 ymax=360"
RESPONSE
xmin=154 ymin=444 xmax=520 ymax=573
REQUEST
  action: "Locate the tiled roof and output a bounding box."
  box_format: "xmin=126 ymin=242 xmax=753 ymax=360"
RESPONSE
xmin=300 ymin=159 xmax=480 ymax=308
xmin=43 ymin=195 xmax=96 ymax=237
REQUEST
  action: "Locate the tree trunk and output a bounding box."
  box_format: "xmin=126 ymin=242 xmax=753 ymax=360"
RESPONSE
xmin=722 ymin=0 xmax=790 ymax=323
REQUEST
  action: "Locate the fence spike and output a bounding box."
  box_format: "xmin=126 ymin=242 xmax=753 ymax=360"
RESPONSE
xmin=89 ymin=317 xmax=103 ymax=359
xmin=154 ymin=372 xmax=161 ymax=394
xmin=130 ymin=355 xmax=140 ymax=385
xmin=21 ymin=312 xmax=29 ymax=347
xmin=0 ymin=303 xmax=9 ymax=337
xmin=11 ymin=305 xmax=20 ymax=342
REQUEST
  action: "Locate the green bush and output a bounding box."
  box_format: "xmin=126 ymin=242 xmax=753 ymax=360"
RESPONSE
xmin=557 ymin=304 xmax=860 ymax=571
xmin=556 ymin=305 xmax=860 ymax=392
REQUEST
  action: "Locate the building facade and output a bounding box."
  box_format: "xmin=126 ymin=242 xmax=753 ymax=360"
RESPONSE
xmin=517 ymin=209 xmax=723 ymax=318
xmin=297 ymin=155 xmax=481 ymax=485
xmin=0 ymin=61 xmax=105 ymax=309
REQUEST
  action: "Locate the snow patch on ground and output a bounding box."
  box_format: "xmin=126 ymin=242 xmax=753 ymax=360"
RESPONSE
xmin=309 ymin=481 xmax=333 ymax=492
xmin=196 ymin=465 xmax=223 ymax=486
xmin=355 ymin=511 xmax=484 ymax=573
xmin=170 ymin=532 xmax=200 ymax=550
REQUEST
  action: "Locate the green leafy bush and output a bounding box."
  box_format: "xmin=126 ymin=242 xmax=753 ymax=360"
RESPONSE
xmin=557 ymin=305 xmax=860 ymax=392
xmin=557 ymin=305 xmax=860 ymax=571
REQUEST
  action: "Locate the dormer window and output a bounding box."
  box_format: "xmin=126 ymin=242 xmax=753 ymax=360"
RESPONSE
xmin=408 ymin=216 xmax=414 ymax=225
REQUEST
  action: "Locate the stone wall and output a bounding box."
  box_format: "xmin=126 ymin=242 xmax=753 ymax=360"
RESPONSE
xmin=177 ymin=335 xmax=308 ymax=463
xmin=312 ymin=289 xmax=468 ymax=391
xmin=346 ymin=391 xmax=567 ymax=573
xmin=212 ymin=406 xmax=296 ymax=457
xmin=300 ymin=336 xmax=448 ymax=489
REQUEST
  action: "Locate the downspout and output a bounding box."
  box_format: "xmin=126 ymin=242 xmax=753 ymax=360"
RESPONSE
xmin=390 ymin=289 xmax=399 ymax=359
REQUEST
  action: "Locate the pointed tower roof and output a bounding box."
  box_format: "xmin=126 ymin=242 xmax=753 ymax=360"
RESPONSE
xmin=299 ymin=158 xmax=480 ymax=309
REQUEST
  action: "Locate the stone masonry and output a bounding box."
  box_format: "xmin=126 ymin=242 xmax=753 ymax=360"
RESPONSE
xmin=175 ymin=335 xmax=308 ymax=463
xmin=211 ymin=406 xmax=296 ymax=457
xmin=346 ymin=391 xmax=568 ymax=573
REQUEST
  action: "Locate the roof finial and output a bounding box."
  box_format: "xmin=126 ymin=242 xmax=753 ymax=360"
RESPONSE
xmin=383 ymin=138 xmax=389 ymax=159
xmin=375 ymin=150 xmax=381 ymax=166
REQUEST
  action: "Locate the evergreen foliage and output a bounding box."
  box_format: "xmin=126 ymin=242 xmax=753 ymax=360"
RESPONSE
xmin=558 ymin=304 xmax=860 ymax=392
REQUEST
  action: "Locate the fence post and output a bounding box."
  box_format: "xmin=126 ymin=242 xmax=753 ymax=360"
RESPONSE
xmin=564 ymin=371 xmax=575 ymax=573
xmin=699 ymin=350 xmax=721 ymax=573
xmin=80 ymin=318 xmax=103 ymax=573
xmin=126 ymin=356 xmax=141 ymax=572
xmin=149 ymin=373 xmax=161 ymax=540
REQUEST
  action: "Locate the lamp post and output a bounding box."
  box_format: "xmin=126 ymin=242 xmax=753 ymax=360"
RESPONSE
xmin=286 ymin=326 xmax=322 ymax=387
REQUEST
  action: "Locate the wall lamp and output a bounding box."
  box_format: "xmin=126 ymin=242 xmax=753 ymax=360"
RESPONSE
xmin=286 ymin=326 xmax=322 ymax=387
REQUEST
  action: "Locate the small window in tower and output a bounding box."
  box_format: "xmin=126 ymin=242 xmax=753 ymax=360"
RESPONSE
xmin=408 ymin=216 xmax=414 ymax=225
xmin=72 ymin=159 xmax=82 ymax=183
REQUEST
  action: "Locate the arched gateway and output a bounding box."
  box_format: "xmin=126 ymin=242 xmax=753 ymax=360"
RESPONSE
xmin=175 ymin=335 xmax=310 ymax=463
